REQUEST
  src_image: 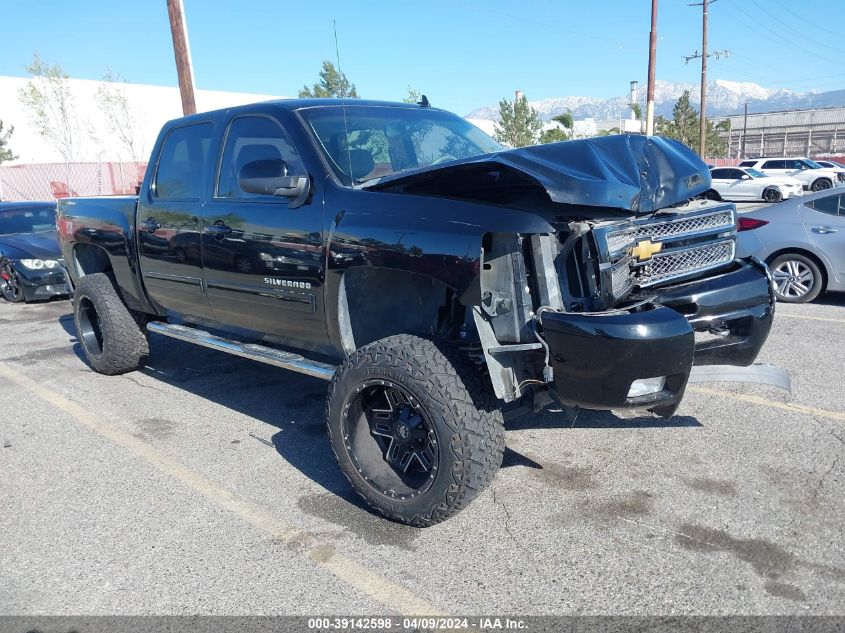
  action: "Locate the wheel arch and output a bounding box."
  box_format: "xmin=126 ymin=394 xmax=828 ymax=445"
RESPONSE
xmin=72 ymin=242 xmax=113 ymax=278
xmin=336 ymin=267 xmax=462 ymax=355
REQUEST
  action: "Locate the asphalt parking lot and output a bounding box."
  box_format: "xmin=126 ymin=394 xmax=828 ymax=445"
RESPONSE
xmin=1 ymin=292 xmax=843 ymax=617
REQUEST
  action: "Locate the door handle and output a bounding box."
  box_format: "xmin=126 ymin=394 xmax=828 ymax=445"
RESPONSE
xmin=142 ymin=218 xmax=161 ymax=233
xmin=206 ymin=224 xmax=233 ymax=239
xmin=812 ymin=227 xmax=838 ymax=234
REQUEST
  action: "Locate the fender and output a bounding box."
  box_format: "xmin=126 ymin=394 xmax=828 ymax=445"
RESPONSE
xmin=322 ymin=184 xmax=555 ymax=355
xmin=57 ymin=196 xmax=156 ymax=314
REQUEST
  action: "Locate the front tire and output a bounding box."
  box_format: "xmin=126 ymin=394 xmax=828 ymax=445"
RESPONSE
xmin=762 ymin=187 xmax=782 ymax=203
xmin=705 ymin=189 xmax=722 ymax=201
xmin=327 ymin=334 xmax=505 ymax=526
xmin=73 ymin=273 xmax=150 ymax=375
xmin=769 ymin=253 xmax=823 ymax=303
xmin=0 ymin=260 xmax=25 ymax=303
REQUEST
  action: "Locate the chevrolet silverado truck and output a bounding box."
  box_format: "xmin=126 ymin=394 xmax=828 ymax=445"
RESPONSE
xmin=57 ymin=99 xmax=781 ymax=526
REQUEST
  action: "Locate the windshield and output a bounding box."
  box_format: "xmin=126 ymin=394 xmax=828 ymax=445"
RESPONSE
xmin=802 ymin=159 xmax=824 ymax=169
xmin=745 ymin=168 xmax=766 ymax=178
xmin=0 ymin=207 xmax=56 ymax=235
xmin=300 ymin=105 xmax=504 ymax=186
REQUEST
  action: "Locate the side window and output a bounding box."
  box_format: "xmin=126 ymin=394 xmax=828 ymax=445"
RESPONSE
xmin=727 ymin=169 xmax=745 ymax=179
xmin=154 ymin=123 xmax=213 ymax=200
xmin=738 ymin=161 xmax=756 ymax=168
xmin=787 ymin=159 xmax=805 ymax=170
xmin=809 ymin=194 xmax=841 ymax=216
xmin=710 ymin=169 xmax=729 ymax=179
xmin=216 ymin=115 xmax=304 ymax=200
xmin=762 ymin=160 xmax=785 ymax=170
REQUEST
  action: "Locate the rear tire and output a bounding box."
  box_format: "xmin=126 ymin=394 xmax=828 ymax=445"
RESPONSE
xmin=73 ymin=273 xmax=150 ymax=375
xmin=769 ymin=253 xmax=823 ymax=303
xmin=326 ymin=334 xmax=505 ymax=526
xmin=811 ymin=178 xmax=832 ymax=192
xmin=762 ymin=187 xmax=782 ymax=203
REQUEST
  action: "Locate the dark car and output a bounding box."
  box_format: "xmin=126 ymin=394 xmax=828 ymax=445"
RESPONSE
xmin=0 ymin=201 xmax=69 ymax=303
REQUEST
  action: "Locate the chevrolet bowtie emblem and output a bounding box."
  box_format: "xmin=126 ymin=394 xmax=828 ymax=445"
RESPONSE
xmin=631 ymin=239 xmax=663 ymax=262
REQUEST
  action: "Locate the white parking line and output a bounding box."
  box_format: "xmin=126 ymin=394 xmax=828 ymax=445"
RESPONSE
xmin=0 ymin=362 xmax=442 ymax=616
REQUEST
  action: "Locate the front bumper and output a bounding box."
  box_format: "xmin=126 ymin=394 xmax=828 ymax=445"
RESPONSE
xmin=15 ymin=266 xmax=70 ymax=301
xmin=540 ymin=258 xmax=774 ymax=413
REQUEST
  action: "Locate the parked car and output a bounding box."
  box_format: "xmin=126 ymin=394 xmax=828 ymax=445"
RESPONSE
xmin=736 ymin=188 xmax=845 ymax=302
xmin=737 ymin=157 xmax=844 ymax=192
xmin=57 ymin=99 xmax=779 ymax=525
xmin=813 ymin=160 xmax=845 ymax=180
xmin=707 ymin=166 xmax=802 ymax=203
xmin=0 ymin=201 xmax=68 ymax=303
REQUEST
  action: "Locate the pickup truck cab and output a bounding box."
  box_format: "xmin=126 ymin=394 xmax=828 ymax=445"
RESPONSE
xmin=57 ymin=99 xmax=780 ymax=525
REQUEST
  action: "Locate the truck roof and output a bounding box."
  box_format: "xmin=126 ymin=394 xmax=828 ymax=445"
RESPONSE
xmin=165 ymin=98 xmax=435 ymax=127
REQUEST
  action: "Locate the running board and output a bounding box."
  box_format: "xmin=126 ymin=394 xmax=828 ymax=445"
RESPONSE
xmin=688 ymin=363 xmax=791 ymax=391
xmin=146 ymin=322 xmax=336 ymax=381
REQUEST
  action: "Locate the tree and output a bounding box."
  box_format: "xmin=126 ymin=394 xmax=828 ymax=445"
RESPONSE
xmin=18 ymin=53 xmax=83 ymax=162
xmin=298 ymin=61 xmax=359 ymax=98
xmin=654 ymin=90 xmax=727 ymax=158
xmin=95 ymin=69 xmax=144 ymax=161
xmin=403 ymin=86 xmax=421 ymax=104
xmin=629 ymin=102 xmax=642 ymax=120
xmin=539 ymin=111 xmax=573 ymax=144
xmin=494 ymin=95 xmax=542 ymax=147
xmin=0 ymin=120 xmax=17 ymax=164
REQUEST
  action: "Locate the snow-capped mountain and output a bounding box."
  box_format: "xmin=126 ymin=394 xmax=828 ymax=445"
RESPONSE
xmin=465 ymin=79 xmax=845 ymax=122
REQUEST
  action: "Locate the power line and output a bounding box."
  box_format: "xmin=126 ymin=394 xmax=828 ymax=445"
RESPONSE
xmin=724 ymin=0 xmax=842 ymax=65
xmin=769 ymin=0 xmax=844 ymax=40
xmin=747 ymin=0 xmax=845 ymax=55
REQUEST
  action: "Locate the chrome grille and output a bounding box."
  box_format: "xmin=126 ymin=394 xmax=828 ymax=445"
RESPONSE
xmin=636 ymin=240 xmax=735 ymax=287
xmin=634 ymin=209 xmax=734 ymax=241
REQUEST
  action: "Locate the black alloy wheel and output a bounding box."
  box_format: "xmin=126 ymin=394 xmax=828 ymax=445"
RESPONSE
xmin=762 ymin=187 xmax=782 ymax=203
xmin=0 ymin=261 xmax=25 ymax=303
xmin=343 ymin=380 xmax=439 ymax=499
xmin=811 ymin=178 xmax=833 ymax=192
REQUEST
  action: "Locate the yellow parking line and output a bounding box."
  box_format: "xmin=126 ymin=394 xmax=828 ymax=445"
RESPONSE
xmin=686 ymin=385 xmax=845 ymax=422
xmin=0 ymin=362 xmax=441 ymax=616
xmin=777 ymin=313 xmax=845 ymax=324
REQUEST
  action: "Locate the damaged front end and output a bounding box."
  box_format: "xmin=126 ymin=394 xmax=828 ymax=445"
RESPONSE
xmin=470 ymin=202 xmax=779 ymax=419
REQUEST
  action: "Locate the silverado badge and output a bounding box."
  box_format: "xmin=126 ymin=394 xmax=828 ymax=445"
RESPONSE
xmin=631 ymin=239 xmax=663 ymax=262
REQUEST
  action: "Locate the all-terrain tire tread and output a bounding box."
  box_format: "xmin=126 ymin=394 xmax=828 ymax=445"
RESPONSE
xmin=326 ymin=334 xmax=504 ymax=527
xmin=73 ymin=273 xmax=149 ymax=375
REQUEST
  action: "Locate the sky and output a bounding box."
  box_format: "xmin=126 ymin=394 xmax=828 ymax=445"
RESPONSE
xmin=1 ymin=0 xmax=844 ymax=116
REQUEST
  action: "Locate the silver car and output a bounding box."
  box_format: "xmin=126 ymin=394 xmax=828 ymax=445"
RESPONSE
xmin=736 ymin=188 xmax=845 ymax=303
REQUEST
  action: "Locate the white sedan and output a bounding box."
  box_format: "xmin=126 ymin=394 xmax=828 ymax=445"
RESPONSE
xmin=707 ymin=167 xmax=803 ymax=203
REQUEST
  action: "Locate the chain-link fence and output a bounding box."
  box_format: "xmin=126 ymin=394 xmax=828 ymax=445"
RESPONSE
xmin=0 ymin=161 xmax=147 ymax=201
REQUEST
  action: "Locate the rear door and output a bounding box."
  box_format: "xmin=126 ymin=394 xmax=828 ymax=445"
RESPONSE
xmin=202 ymin=111 xmax=326 ymax=348
xmin=137 ymin=121 xmax=215 ymax=320
xmin=761 ymin=159 xmax=787 ymax=178
xmin=801 ymin=193 xmax=845 ymax=282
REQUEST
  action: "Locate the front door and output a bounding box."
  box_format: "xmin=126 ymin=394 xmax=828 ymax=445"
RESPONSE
xmin=201 ymin=113 xmax=326 ymax=348
xmin=801 ymin=192 xmax=845 ymax=282
xmin=137 ymin=121 xmax=215 ymax=320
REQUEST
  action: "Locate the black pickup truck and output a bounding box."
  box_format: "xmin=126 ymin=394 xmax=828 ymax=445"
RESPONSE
xmin=57 ymin=99 xmax=780 ymax=525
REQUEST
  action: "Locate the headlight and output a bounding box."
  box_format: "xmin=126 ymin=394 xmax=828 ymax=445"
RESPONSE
xmin=19 ymin=259 xmax=60 ymax=270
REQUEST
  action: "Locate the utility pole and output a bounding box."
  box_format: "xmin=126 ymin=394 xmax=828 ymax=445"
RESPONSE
xmin=645 ymin=0 xmax=658 ymax=136
xmin=741 ymin=102 xmax=748 ymax=159
xmin=685 ymin=0 xmax=729 ymax=158
xmin=166 ymin=0 xmax=197 ymax=116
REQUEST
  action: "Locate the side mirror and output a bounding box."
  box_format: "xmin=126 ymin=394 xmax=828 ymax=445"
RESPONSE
xmin=741 ymin=174 xmax=751 ymax=180
xmin=238 ymin=159 xmax=310 ymax=209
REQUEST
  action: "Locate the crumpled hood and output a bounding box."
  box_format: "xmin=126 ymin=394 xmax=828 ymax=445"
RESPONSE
xmin=369 ymin=135 xmax=711 ymax=213
xmin=0 ymin=231 xmax=62 ymax=260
